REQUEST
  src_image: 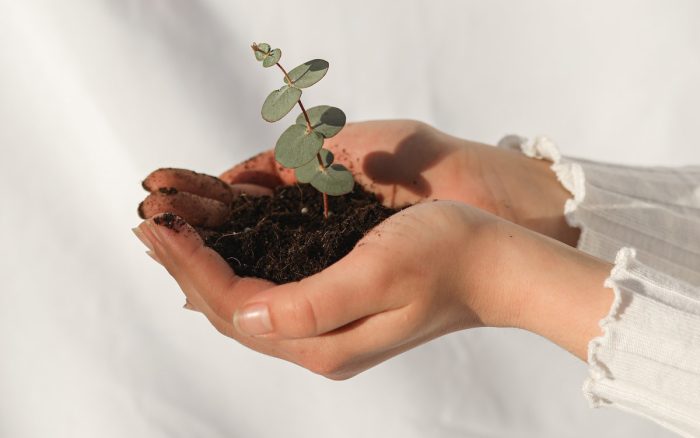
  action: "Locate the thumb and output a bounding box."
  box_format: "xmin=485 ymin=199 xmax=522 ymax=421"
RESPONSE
xmin=233 ymin=250 xmax=394 ymax=338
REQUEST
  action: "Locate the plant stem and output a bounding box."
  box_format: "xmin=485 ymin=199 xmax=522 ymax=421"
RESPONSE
xmin=313 ymin=144 xmax=328 ymax=219
xmin=322 ymin=192 xmax=329 ymax=219
xmin=274 ymin=63 xmax=295 ymax=89
xmin=269 ymin=60 xmax=311 ymax=131
xmin=275 ymin=61 xmax=327 ymax=218
xmin=297 ymin=98 xmax=326 ymax=218
xmin=260 ymin=54 xmax=330 ymax=219
xmin=296 ymin=99 xmax=313 ymax=132
xmin=274 ymin=62 xmax=313 ymax=132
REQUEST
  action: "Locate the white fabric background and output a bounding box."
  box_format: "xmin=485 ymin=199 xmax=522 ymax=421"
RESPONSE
xmin=1 ymin=1 xmax=698 ymax=437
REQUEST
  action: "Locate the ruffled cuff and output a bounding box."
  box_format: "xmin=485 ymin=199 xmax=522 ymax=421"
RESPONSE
xmin=497 ymin=135 xmax=585 ymax=228
xmin=500 ymin=135 xmax=700 ymax=437
xmin=583 ymin=247 xmax=700 ymax=437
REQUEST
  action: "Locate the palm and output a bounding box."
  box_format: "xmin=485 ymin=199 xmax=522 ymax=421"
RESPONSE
xmin=220 ymin=120 xmax=506 ymax=214
xmin=137 ymin=199 xmax=494 ymax=380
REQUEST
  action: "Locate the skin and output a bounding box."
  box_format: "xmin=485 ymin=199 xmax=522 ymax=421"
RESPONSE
xmin=134 ymin=120 xmax=613 ymax=379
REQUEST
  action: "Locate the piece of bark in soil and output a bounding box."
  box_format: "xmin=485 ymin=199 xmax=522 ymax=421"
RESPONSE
xmin=197 ymin=183 xmax=398 ymax=284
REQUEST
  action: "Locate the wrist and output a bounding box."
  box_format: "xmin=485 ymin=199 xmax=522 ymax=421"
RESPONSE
xmin=449 ymin=204 xmax=613 ymax=361
xmin=513 ymin=155 xmax=581 ymax=247
xmin=508 ymin=229 xmax=614 ymax=361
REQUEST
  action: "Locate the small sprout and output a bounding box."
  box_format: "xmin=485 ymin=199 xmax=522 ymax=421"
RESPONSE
xmin=252 ymin=43 xmax=281 ymax=68
xmin=252 ymin=43 xmax=354 ymax=218
xmin=253 ymin=43 xmax=270 ymax=61
xmin=263 ymin=48 xmax=281 ymax=67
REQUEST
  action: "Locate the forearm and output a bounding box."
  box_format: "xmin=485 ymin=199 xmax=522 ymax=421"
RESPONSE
xmin=452 ymin=207 xmax=614 ymax=362
xmin=450 ymin=138 xmax=612 ymax=357
xmin=509 ymin=230 xmax=614 ymax=361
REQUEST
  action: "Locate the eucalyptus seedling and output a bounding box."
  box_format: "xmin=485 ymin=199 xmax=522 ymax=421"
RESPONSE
xmin=251 ymin=42 xmax=354 ymax=219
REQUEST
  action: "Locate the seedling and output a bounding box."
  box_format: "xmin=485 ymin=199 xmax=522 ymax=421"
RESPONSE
xmin=251 ymin=42 xmax=354 ymax=218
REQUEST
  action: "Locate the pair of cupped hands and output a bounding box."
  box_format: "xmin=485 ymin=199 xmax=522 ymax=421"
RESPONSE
xmin=134 ymin=120 xmax=613 ymax=380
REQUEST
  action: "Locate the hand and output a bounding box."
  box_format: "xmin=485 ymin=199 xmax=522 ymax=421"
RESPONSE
xmin=139 ymin=120 xmax=578 ymax=245
xmin=133 ymin=200 xmax=612 ymax=379
xmin=134 ymin=119 xmax=605 ymax=378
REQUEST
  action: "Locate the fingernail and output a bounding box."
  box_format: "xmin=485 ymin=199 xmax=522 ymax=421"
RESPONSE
xmin=145 ymin=250 xmax=163 ymax=265
xmin=234 ymin=303 xmax=272 ymax=336
xmin=183 ymin=299 xmax=196 ymax=311
xmin=132 ymin=227 xmax=154 ymax=251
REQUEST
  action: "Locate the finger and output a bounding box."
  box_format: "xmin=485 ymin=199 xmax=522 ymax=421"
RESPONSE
xmin=138 ymin=189 xmax=230 ymax=227
xmin=135 ymin=215 xmax=431 ymax=379
xmin=232 ymin=245 xmax=398 ymax=339
xmin=269 ymin=304 xmax=434 ymax=380
xmin=142 ymin=168 xmax=233 ymax=204
xmin=219 ymin=151 xmax=296 ymax=187
xmin=136 ymin=216 xmax=289 ymax=362
xmin=136 ymin=214 xmax=275 ymax=322
xmin=136 ymin=214 xmax=405 ymax=372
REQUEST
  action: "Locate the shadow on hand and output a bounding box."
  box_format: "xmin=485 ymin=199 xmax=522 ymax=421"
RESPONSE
xmin=362 ymin=131 xmax=450 ymax=204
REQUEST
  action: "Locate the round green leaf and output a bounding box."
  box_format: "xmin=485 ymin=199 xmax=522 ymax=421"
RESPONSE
xmin=295 ymin=105 xmax=346 ymax=138
xmin=275 ymin=124 xmax=324 ymax=168
xmin=254 ymin=43 xmax=270 ymax=61
xmin=263 ymin=48 xmax=281 ymax=68
xmin=294 ymin=148 xmax=334 ymax=183
xmin=261 ymin=85 xmax=302 ymax=122
xmin=284 ymin=59 xmax=329 ymax=88
xmin=294 ymin=163 xmax=321 ymax=184
xmin=311 ymin=164 xmax=354 ymax=196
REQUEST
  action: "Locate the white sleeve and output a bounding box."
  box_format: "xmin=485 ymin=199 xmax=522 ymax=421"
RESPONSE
xmin=500 ymin=136 xmax=700 ymax=438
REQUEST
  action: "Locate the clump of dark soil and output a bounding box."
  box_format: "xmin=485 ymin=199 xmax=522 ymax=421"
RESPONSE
xmin=196 ymin=183 xmax=398 ymax=284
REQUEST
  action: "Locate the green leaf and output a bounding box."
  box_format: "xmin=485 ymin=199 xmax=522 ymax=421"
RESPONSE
xmin=294 ymin=148 xmax=334 ymax=183
xmin=275 ymin=124 xmax=324 ymax=168
xmin=295 ymin=105 xmax=346 ymax=138
xmin=284 ymin=59 xmax=329 ymax=88
xmin=254 ymin=43 xmax=270 ymax=61
xmin=261 ymin=86 xmax=302 ymax=122
xmin=263 ymin=48 xmax=281 ymax=67
xmin=311 ymin=164 xmax=354 ymax=196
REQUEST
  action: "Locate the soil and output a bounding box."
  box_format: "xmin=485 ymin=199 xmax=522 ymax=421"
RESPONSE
xmin=194 ymin=183 xmax=398 ymax=284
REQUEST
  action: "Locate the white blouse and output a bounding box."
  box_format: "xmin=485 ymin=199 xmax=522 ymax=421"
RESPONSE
xmin=500 ymin=136 xmax=700 ymax=438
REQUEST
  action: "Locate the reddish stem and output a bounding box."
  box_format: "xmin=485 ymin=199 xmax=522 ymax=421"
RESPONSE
xmin=269 ymin=57 xmax=329 ymax=219
xmin=274 ymin=63 xmax=295 ymax=89
xmin=322 ymin=193 xmax=329 ymax=219
xmin=297 ymin=99 xmax=313 ymax=132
